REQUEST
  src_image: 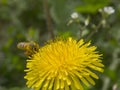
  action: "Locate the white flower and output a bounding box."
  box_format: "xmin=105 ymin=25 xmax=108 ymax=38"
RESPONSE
xmin=103 ymin=6 xmax=115 ymax=15
xmin=84 ymin=17 xmax=90 ymax=26
xmin=71 ymin=12 xmax=79 ymax=19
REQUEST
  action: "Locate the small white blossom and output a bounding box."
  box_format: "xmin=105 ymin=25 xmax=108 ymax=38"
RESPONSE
xmin=112 ymin=84 xmax=118 ymax=90
xmin=103 ymin=6 xmax=115 ymax=15
xmin=98 ymin=8 xmax=102 ymax=12
xmin=84 ymin=17 xmax=90 ymax=26
xmin=71 ymin=12 xmax=79 ymax=19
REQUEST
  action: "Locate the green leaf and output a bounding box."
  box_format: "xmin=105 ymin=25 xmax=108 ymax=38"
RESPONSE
xmin=76 ymin=0 xmax=110 ymax=13
xmin=1 ymin=0 xmax=8 ymax=5
xmin=8 ymin=87 xmax=30 ymax=90
xmin=105 ymin=68 xmax=116 ymax=80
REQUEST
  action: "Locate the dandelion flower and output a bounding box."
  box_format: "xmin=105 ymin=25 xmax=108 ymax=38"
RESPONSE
xmin=24 ymin=37 xmax=104 ymax=90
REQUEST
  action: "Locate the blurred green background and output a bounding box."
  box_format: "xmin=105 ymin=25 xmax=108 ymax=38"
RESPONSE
xmin=0 ymin=0 xmax=120 ymax=90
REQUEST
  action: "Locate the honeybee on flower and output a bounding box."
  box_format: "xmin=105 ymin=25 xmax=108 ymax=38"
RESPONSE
xmin=24 ymin=37 xmax=104 ymax=90
xmin=17 ymin=41 xmax=40 ymax=57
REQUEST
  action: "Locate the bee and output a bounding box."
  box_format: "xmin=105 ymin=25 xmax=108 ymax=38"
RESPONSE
xmin=17 ymin=41 xmax=40 ymax=57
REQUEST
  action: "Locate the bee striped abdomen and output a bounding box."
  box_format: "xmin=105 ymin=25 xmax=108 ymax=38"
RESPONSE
xmin=17 ymin=41 xmax=40 ymax=57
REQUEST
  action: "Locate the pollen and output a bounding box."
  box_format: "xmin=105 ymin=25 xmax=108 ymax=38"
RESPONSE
xmin=24 ymin=37 xmax=104 ymax=90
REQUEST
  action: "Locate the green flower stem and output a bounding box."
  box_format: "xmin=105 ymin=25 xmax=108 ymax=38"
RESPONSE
xmin=102 ymin=48 xmax=120 ymax=90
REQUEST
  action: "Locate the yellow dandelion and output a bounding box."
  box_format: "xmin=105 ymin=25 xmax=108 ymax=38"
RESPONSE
xmin=24 ymin=37 xmax=104 ymax=90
